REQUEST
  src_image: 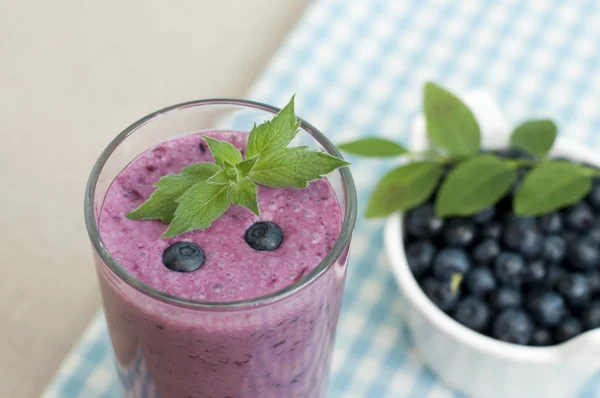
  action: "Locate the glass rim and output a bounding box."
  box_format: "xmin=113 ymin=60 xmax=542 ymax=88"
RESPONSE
xmin=84 ymin=98 xmax=357 ymax=311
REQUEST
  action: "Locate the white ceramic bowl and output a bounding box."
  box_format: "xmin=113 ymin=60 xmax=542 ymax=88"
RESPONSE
xmin=385 ymin=92 xmax=600 ymax=398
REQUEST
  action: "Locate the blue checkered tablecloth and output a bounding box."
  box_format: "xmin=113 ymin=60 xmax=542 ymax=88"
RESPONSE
xmin=44 ymin=0 xmax=600 ymax=396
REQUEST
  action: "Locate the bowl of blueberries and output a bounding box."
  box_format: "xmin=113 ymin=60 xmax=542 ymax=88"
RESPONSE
xmin=385 ymin=92 xmax=600 ymax=398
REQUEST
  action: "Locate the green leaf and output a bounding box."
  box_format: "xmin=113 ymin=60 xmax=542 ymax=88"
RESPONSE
xmin=365 ymin=161 xmax=442 ymax=218
xmin=423 ymin=82 xmax=481 ymax=156
xmin=436 ymin=155 xmax=517 ymax=217
xmin=207 ymin=170 xmax=229 ymax=184
xmin=249 ymin=147 xmax=350 ymax=188
xmin=237 ymin=156 xmax=259 ymax=177
xmin=126 ymin=94 xmax=351 ymax=237
xmin=203 ymin=136 xmax=243 ymax=167
xmin=163 ymin=181 xmax=230 ymax=237
xmin=228 ymin=178 xmax=259 ymax=216
xmin=338 ymin=137 xmax=408 ymax=157
xmin=246 ymin=96 xmax=300 ymax=159
xmin=514 ymin=161 xmax=592 ymax=216
xmin=510 ymin=119 xmax=557 ymax=156
xmin=127 ymin=162 xmax=220 ymax=223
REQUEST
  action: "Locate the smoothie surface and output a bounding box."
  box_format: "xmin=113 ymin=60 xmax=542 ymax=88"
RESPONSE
xmin=99 ymin=131 xmax=342 ymax=302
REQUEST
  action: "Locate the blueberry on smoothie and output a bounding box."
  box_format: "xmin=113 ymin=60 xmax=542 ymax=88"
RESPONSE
xmin=245 ymin=221 xmax=284 ymax=251
xmin=162 ymin=242 xmax=205 ymax=272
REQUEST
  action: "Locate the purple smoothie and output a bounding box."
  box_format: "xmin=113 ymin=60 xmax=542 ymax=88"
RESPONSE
xmin=96 ymin=131 xmax=348 ymax=397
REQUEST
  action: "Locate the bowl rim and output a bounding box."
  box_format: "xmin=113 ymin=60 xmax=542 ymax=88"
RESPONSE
xmin=385 ymin=136 xmax=600 ymax=362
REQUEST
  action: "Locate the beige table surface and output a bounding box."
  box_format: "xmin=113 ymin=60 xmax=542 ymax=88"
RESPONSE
xmin=0 ymin=1 xmax=310 ymax=396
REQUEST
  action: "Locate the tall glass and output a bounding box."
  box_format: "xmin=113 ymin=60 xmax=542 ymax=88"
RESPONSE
xmin=84 ymin=99 xmax=357 ymax=398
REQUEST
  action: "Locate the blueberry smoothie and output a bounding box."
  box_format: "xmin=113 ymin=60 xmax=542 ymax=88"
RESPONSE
xmin=95 ymin=131 xmax=349 ymax=397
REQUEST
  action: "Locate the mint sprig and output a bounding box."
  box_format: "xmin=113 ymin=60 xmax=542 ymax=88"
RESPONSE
xmin=339 ymin=81 xmax=600 ymax=219
xmin=127 ymin=96 xmax=350 ymax=237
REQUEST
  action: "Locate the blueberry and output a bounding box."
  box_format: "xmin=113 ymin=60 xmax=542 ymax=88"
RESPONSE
xmin=543 ymin=265 xmax=568 ymax=290
xmin=495 ymin=252 xmax=526 ymax=287
xmin=528 ymin=291 xmax=568 ymax=327
xmin=557 ymin=273 xmax=591 ymax=308
xmin=490 ymin=287 xmax=522 ymax=309
xmin=245 ymin=221 xmax=284 ymax=251
xmin=526 ymin=288 xmax=545 ymax=303
xmin=519 ymin=228 xmax=544 ymax=259
xmin=531 ymin=329 xmax=552 ymax=346
xmin=465 ymin=267 xmax=497 ymax=297
xmin=406 ymin=204 xmax=445 ymax=239
xmin=563 ymin=230 xmax=579 ymax=245
xmin=421 ymin=277 xmax=461 ymax=312
xmin=539 ymin=212 xmax=563 ymax=234
xmin=162 ymin=242 xmax=205 ymax=272
xmin=473 ymin=206 xmax=496 ymax=224
xmin=493 ymin=309 xmax=535 ymax=345
xmin=433 ymin=248 xmax=472 ymax=280
xmin=565 ymin=202 xmax=595 ymax=232
xmin=583 ymin=301 xmax=600 ymax=330
xmin=504 ymin=224 xmax=543 ymax=259
xmin=405 ymin=240 xmax=436 ymax=278
xmin=554 ymin=317 xmax=583 ymax=343
xmin=453 ymin=296 xmax=490 ymax=332
xmin=586 ymin=270 xmax=600 ymax=295
xmin=473 ymin=239 xmax=501 ymax=265
xmin=587 ymin=183 xmax=600 ymax=210
xmin=525 ymin=260 xmax=547 ymax=285
xmin=443 ymin=219 xmax=477 ymax=247
xmin=586 ymin=225 xmax=600 ymax=246
xmin=482 ymin=222 xmax=503 ymax=240
xmin=567 ymin=238 xmax=600 ymax=270
xmin=541 ymin=236 xmax=566 ymax=264
xmin=504 ymin=214 xmax=536 ymax=229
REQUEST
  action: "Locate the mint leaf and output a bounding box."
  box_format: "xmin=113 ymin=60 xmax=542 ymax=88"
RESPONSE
xmin=436 ymin=155 xmax=517 ymax=217
xmin=365 ymin=161 xmax=442 ymax=218
xmin=246 ymin=96 xmax=300 ymax=159
xmin=510 ymin=119 xmax=557 ymax=157
xmin=207 ymin=170 xmax=229 ymax=184
xmin=237 ymin=156 xmax=258 ymax=177
xmin=424 ymin=82 xmax=480 ymax=156
xmin=250 ymin=147 xmax=350 ymax=188
xmin=127 ymin=94 xmax=351 ymax=237
xmin=228 ymin=178 xmax=259 ymax=216
xmin=338 ymin=137 xmax=408 ymax=157
xmin=514 ymin=161 xmax=591 ymax=216
xmin=163 ymin=182 xmax=230 ymax=237
xmin=127 ymin=162 xmax=220 ymax=223
xmin=204 ymin=136 xmax=242 ymax=167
